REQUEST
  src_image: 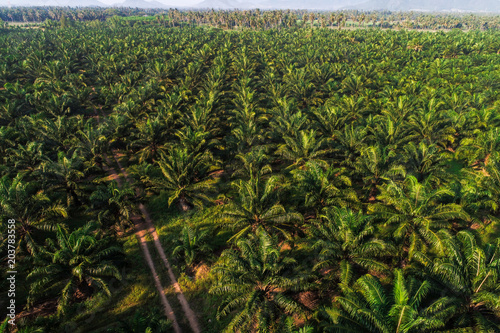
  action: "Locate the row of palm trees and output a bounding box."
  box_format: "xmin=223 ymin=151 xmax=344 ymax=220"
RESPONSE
xmin=1 ymin=7 xmax=499 ymax=31
xmin=1 ymin=17 xmax=499 ymax=332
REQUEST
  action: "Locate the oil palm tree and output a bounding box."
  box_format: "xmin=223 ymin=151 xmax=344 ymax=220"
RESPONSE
xmin=292 ymin=161 xmax=358 ymax=213
xmin=402 ymin=141 xmax=450 ymax=183
xmin=354 ymin=145 xmax=405 ymax=201
xmin=322 ymin=269 xmax=451 ymax=332
xmin=89 ymin=181 xmax=135 ymax=231
xmin=309 ymin=207 xmax=395 ymax=278
xmin=412 ymin=231 xmax=500 ymax=332
xmin=75 ymin=121 xmax=108 ymax=169
xmin=110 ymin=308 xmax=172 ymax=333
xmin=27 ymin=222 xmax=123 ymax=315
xmin=129 ymin=116 xmax=170 ymax=163
xmin=276 ymin=129 xmax=330 ymax=170
xmin=223 ymin=172 xmax=302 ymax=241
xmin=370 ymin=176 xmax=469 ymax=260
xmin=172 ymin=225 xmax=212 ymax=267
xmin=37 ymin=151 xmax=86 ymax=207
xmin=6 ymin=141 xmax=46 ymax=174
xmin=0 ymin=174 xmax=67 ymax=254
xmin=210 ymin=230 xmax=311 ymax=333
xmin=140 ymin=146 xmax=217 ymax=211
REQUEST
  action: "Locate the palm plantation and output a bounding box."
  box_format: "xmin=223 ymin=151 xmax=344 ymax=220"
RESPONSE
xmin=0 ymin=8 xmax=499 ymax=333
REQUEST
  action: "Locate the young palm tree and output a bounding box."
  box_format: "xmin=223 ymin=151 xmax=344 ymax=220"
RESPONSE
xmin=309 ymin=207 xmax=395 ymax=278
xmin=110 ymin=307 xmax=172 ymax=333
xmin=27 ymin=222 xmax=123 ymax=315
xmin=322 ymin=269 xmax=451 ymax=332
xmin=172 ymin=225 xmax=212 ymax=267
xmin=210 ymin=230 xmax=311 ymax=332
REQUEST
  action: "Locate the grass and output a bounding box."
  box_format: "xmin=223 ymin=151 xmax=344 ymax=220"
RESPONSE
xmin=55 ymin=233 xmax=163 ymax=333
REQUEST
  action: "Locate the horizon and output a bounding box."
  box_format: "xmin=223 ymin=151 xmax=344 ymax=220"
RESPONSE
xmin=1 ymin=0 xmax=500 ymax=12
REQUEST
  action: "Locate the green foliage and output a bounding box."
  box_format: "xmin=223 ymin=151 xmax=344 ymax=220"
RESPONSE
xmin=109 ymin=307 xmax=172 ymax=333
xmin=371 ymin=176 xmax=469 ymax=259
xmin=308 ymin=207 xmax=395 ymax=277
xmin=210 ymin=230 xmax=312 ymax=332
xmin=27 ymin=222 xmax=123 ymax=315
xmin=412 ymin=231 xmax=500 ymax=331
xmin=223 ymin=172 xmax=303 ymax=242
xmin=323 ymin=269 xmax=452 ymax=332
xmin=173 ymin=225 xmax=213 ymax=267
xmin=139 ymin=146 xmax=218 ymax=210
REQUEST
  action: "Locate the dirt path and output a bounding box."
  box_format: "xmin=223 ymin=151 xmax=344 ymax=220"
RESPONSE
xmin=96 ymin=111 xmax=182 ymax=332
xmin=96 ymin=110 xmax=201 ymax=333
xmin=113 ymin=155 xmax=201 ymax=333
xmin=102 ymin=153 xmax=182 ymax=333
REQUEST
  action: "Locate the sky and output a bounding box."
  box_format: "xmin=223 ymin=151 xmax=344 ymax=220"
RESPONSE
xmin=98 ymin=0 xmax=200 ymax=5
xmin=0 ymin=0 xmax=201 ymax=6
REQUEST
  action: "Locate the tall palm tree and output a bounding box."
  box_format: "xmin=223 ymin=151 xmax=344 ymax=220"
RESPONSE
xmin=322 ymin=269 xmax=451 ymax=332
xmin=0 ymin=174 xmax=67 ymax=254
xmin=27 ymin=222 xmax=123 ymax=315
xmin=370 ymin=176 xmax=468 ymax=260
xmin=412 ymin=231 xmax=500 ymax=332
xmin=309 ymin=207 xmax=395 ymax=278
xmin=210 ymin=230 xmax=311 ymax=332
xmin=139 ymin=146 xmax=217 ymax=211
xmin=37 ymin=151 xmax=85 ymax=207
xmin=223 ymin=172 xmax=302 ymax=241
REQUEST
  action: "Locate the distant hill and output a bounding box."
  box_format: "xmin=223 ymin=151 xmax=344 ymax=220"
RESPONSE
xmin=256 ymin=0 xmax=366 ymax=10
xmin=191 ymin=0 xmax=500 ymax=11
xmin=1 ymin=0 xmax=499 ymax=12
xmin=112 ymin=0 xmax=166 ymax=7
xmin=193 ymin=0 xmax=367 ymax=10
xmin=1 ymin=0 xmax=106 ymax=6
xmin=346 ymin=0 xmax=500 ymax=12
xmin=194 ymin=0 xmax=256 ymax=9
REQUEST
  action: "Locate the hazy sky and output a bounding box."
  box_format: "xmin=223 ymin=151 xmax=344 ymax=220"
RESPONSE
xmin=0 ymin=0 xmax=202 ymax=6
xmin=98 ymin=0 xmax=200 ymax=5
